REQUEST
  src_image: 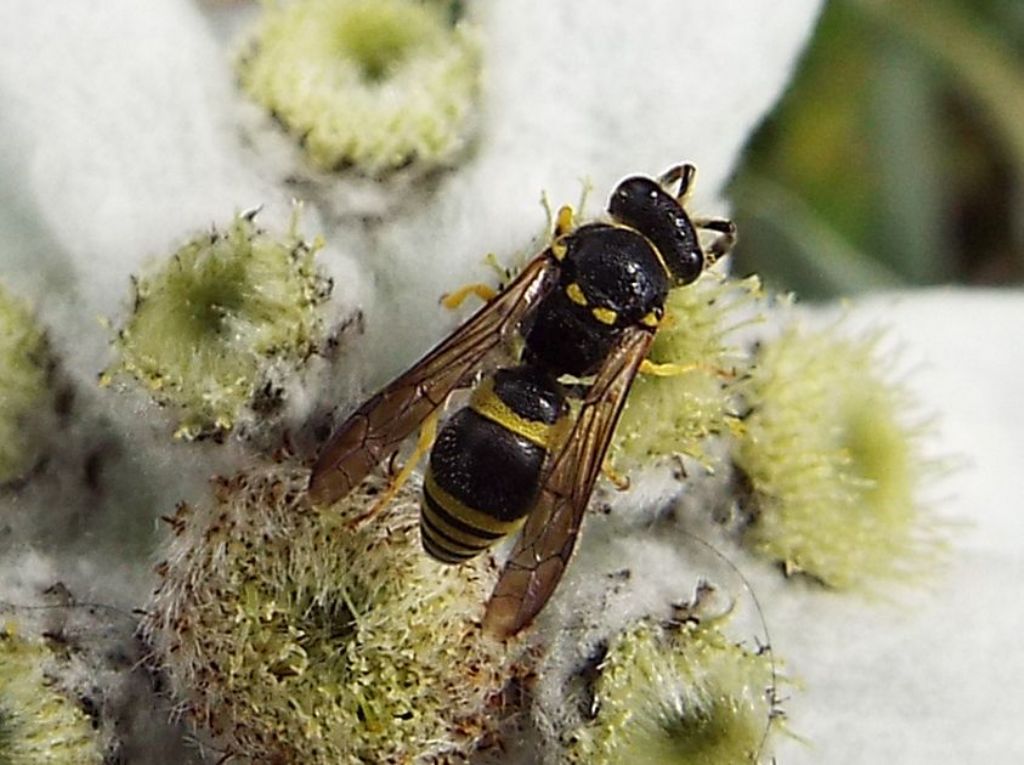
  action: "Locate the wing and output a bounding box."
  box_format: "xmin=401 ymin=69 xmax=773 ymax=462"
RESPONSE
xmin=309 ymin=254 xmax=558 ymax=506
xmin=483 ymin=325 xmax=655 ymax=638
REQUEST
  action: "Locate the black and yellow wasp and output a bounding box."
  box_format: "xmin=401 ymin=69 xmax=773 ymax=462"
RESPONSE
xmin=309 ymin=164 xmax=735 ymax=638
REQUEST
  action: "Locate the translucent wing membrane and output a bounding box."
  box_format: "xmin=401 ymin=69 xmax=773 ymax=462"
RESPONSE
xmin=483 ymin=326 xmax=655 ymax=638
xmin=309 ymin=255 xmax=558 ymax=506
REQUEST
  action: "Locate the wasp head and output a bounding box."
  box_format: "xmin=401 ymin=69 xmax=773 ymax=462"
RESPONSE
xmin=608 ymin=175 xmax=704 ymax=286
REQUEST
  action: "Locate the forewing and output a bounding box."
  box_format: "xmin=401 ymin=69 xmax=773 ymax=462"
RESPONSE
xmin=483 ymin=326 xmax=655 ymax=638
xmin=309 ymin=255 xmax=558 ymax=505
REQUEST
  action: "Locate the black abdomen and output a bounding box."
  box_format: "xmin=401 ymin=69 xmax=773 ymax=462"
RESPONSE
xmin=421 ymin=367 xmax=568 ymax=564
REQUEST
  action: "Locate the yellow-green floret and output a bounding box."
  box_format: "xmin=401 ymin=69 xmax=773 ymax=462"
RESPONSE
xmin=734 ymin=325 xmax=945 ymax=589
xmin=238 ymin=0 xmax=481 ymax=174
xmin=104 ymin=213 xmax=331 ymax=439
xmin=0 ymin=284 xmax=52 ymax=484
xmin=613 ymin=274 xmax=762 ymax=467
xmin=0 ymin=624 xmax=105 ymax=764
xmin=144 ymin=465 xmax=518 ymax=764
xmin=568 ymin=618 xmax=778 ymax=765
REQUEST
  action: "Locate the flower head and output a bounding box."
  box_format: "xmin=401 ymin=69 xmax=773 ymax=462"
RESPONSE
xmin=237 ymin=0 xmax=481 ymax=175
xmin=734 ymin=324 xmax=946 ymax=588
xmin=145 ymin=464 xmax=519 ymax=763
xmin=568 ymin=614 xmax=779 ymax=765
xmin=103 ymin=212 xmax=331 ymax=439
xmin=613 ymin=273 xmax=762 ymax=468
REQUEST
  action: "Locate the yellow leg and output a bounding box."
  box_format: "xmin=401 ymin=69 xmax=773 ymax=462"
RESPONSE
xmin=543 ymin=175 xmax=589 ymax=240
xmin=602 ymin=458 xmax=630 ymax=491
xmin=640 ymin=359 xmax=736 ymax=380
xmin=640 ymin=359 xmax=697 ymax=377
xmin=348 ymin=412 xmax=440 ymax=529
xmin=440 ymin=282 xmax=498 ymax=310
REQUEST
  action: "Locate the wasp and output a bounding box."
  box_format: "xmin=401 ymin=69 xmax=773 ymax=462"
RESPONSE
xmin=309 ymin=164 xmax=736 ymax=638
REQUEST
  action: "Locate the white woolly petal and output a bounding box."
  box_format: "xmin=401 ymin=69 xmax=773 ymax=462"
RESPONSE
xmin=0 ymin=0 xmax=366 ymax=379
xmin=0 ymin=2 xmax=269 ymax=284
xmin=766 ymin=290 xmax=1024 ymax=764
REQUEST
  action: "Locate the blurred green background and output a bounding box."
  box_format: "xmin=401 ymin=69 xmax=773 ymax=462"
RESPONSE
xmin=729 ymin=0 xmax=1023 ymax=299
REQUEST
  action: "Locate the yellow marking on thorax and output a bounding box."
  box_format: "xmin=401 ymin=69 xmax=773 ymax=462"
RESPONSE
xmin=424 ymin=469 xmax=523 ymax=536
xmin=566 ymin=282 xmax=587 ymax=306
xmin=551 ymin=239 xmax=569 ymax=261
xmin=469 ymin=377 xmax=566 ymax=449
xmin=641 ymin=310 xmax=661 ymax=328
xmin=568 ymin=222 xmax=669 ymax=329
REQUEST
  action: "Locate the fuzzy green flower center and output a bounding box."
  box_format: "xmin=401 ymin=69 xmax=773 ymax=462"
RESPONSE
xmin=0 ymin=284 xmax=52 ymax=484
xmin=182 ymin=279 xmax=246 ymax=340
xmin=666 ymin=709 xmax=723 ymax=751
xmin=291 ymin=599 xmax=358 ymax=671
xmin=841 ymin=393 xmax=911 ymax=509
xmin=332 ymin=2 xmax=437 ymax=82
xmin=658 ymin=700 xmax=748 ymax=763
xmin=735 ymin=327 xmax=942 ymax=590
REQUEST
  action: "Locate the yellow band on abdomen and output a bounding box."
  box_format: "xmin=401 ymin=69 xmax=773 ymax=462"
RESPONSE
xmin=468 ymin=376 xmax=564 ymax=449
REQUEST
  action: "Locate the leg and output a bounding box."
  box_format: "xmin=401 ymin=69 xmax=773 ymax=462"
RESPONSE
xmin=440 ymin=282 xmax=498 ymax=310
xmin=601 ymin=457 xmax=631 ymax=491
xmin=659 ymin=163 xmax=698 ymax=202
xmin=348 ymin=411 xmax=440 ymax=528
xmin=694 ymin=217 xmax=737 ymax=262
xmin=640 ymin=359 xmax=698 ymax=377
xmin=640 ymin=358 xmax=736 ymax=380
xmin=542 ymin=191 xmax=582 ymax=235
